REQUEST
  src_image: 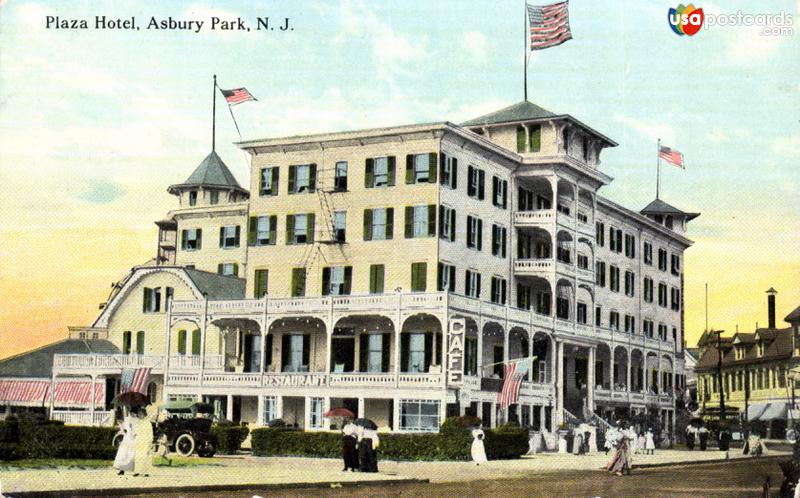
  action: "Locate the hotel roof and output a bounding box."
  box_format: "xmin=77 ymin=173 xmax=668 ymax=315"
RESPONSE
xmin=0 ymin=339 xmax=119 ymax=379
xmin=641 ymin=198 xmax=700 ymax=221
xmin=167 ymin=151 xmax=248 ymax=196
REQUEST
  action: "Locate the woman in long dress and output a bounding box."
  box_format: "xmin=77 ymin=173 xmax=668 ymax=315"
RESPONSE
xmin=341 ymin=421 xmax=359 ymax=471
xmin=471 ymin=427 xmax=488 ymax=465
xmin=133 ymin=406 xmax=155 ymax=476
xmin=113 ymin=412 xmax=136 ymax=475
xmin=645 ymin=429 xmax=656 ymax=455
xmin=606 ymin=434 xmax=632 ymax=476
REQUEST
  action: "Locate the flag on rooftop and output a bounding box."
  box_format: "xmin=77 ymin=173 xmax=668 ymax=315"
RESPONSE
xmin=120 ymin=367 xmax=150 ymax=395
xmin=220 ymin=87 xmax=257 ymax=105
xmin=659 ymin=145 xmax=685 ymax=168
xmin=527 ymin=1 xmax=573 ymax=50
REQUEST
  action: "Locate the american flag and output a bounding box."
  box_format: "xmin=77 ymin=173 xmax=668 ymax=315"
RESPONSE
xmin=659 ymin=145 xmax=684 ymax=168
xmin=220 ymin=87 xmax=256 ymax=105
xmin=496 ymin=359 xmax=531 ymax=409
xmin=527 ymin=1 xmax=573 ymax=51
xmin=120 ymin=367 xmax=151 ymax=395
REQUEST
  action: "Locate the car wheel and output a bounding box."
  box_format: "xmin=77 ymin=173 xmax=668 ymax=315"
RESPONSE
xmin=196 ymin=438 xmax=216 ymax=458
xmin=112 ymin=433 xmax=124 ymax=449
xmin=174 ymin=433 xmax=196 ymax=456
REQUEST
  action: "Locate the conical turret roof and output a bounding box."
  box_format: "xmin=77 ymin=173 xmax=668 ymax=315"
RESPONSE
xmin=167 ymin=151 xmax=248 ymax=195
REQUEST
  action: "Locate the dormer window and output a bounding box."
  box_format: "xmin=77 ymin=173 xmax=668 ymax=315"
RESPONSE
xmin=210 ymin=190 xmax=219 ymax=205
xmin=582 ymin=137 xmax=590 ymax=162
xmin=757 ymin=341 xmax=765 ymax=357
xmin=735 ymin=346 xmax=744 ymax=360
xmin=188 ymin=191 xmax=198 ymax=206
xmin=561 ymin=127 xmax=569 ymax=153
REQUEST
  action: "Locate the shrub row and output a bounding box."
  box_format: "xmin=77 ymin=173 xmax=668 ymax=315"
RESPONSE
xmin=0 ymin=418 xmax=117 ymax=461
xmin=210 ymin=424 xmax=250 ymax=455
xmin=251 ymin=419 xmax=529 ymax=461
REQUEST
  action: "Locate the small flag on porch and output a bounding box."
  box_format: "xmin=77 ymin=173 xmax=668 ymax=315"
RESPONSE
xmin=497 ymin=358 xmax=532 ymax=409
xmin=658 ymin=144 xmax=685 ymax=168
xmin=527 ymin=1 xmax=573 ymax=50
xmin=220 ymin=87 xmax=257 ymax=105
xmin=120 ymin=367 xmax=150 ymax=395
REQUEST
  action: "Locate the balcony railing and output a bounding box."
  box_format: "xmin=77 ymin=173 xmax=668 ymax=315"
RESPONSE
xmin=51 ymin=410 xmax=115 ymax=427
xmin=514 ymin=210 xmax=555 ymax=226
xmin=514 ymin=259 xmax=554 ymax=275
xmin=54 ymin=354 xmax=224 ymax=373
xmin=165 ymin=371 xmax=444 ymax=389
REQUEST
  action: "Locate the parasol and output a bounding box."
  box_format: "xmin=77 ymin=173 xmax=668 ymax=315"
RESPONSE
xmin=112 ymin=391 xmax=149 ymax=407
xmin=324 ymin=407 xmax=355 ymax=418
xmin=353 ymin=418 xmax=378 ymax=430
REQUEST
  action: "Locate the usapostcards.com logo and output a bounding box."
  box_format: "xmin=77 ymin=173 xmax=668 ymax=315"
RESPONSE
xmin=668 ymin=4 xmax=704 ymax=36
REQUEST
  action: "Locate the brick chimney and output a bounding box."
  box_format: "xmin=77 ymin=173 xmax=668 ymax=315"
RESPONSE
xmin=766 ymin=287 xmax=777 ymax=329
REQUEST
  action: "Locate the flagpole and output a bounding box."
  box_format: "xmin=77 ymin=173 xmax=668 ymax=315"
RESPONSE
xmin=656 ymin=138 xmax=661 ymax=199
xmin=524 ymin=1 xmax=528 ymax=101
xmin=212 ymin=74 xmax=217 ymax=152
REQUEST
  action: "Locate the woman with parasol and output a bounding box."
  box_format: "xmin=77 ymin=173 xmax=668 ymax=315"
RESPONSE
xmin=325 ymin=407 xmax=358 ymax=472
xmin=605 ymin=428 xmax=633 ymax=476
xmin=113 ymin=408 xmax=136 ymax=476
xmin=355 ymin=418 xmax=380 ymax=472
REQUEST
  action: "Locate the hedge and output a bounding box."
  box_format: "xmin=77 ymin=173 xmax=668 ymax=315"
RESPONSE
xmin=0 ymin=417 xmax=117 ymax=461
xmin=251 ymin=418 xmax=528 ymax=461
xmin=211 ymin=424 xmax=250 ymax=454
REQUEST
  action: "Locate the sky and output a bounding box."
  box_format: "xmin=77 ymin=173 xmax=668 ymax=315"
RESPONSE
xmin=0 ymin=0 xmax=798 ymax=360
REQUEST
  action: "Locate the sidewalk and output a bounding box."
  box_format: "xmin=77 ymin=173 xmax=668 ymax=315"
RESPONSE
xmin=0 ymin=449 xmax=789 ymax=496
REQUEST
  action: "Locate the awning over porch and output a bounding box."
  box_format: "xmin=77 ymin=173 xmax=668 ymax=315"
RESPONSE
xmin=747 ymin=402 xmax=789 ymax=421
xmin=0 ymin=380 xmax=49 ymax=404
xmin=0 ymin=379 xmax=104 ymax=406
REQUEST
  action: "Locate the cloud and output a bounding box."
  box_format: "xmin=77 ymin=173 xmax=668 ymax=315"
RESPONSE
xmin=772 ymin=133 xmax=800 ymax=157
xmin=459 ymin=31 xmax=487 ymax=63
xmin=77 ymin=179 xmax=125 ymax=204
xmin=612 ymin=114 xmax=675 ymax=143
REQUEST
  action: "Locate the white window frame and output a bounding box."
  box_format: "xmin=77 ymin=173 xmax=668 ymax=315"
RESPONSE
xmin=373 ymin=157 xmax=389 ymax=187
xmin=412 ymin=154 xmax=430 ymax=183
xmin=372 ymin=208 xmax=387 ymax=241
xmin=221 ymin=225 xmax=239 ymax=248
xmin=309 ymin=397 xmax=324 ymax=429
xmin=399 ymin=399 xmax=440 ymax=433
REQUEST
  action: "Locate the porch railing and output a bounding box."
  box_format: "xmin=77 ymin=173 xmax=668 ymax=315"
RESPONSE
xmin=51 ymin=410 xmax=115 ymax=427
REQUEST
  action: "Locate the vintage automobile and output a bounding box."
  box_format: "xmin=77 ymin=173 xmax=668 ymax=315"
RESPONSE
xmin=112 ymin=400 xmax=217 ymax=457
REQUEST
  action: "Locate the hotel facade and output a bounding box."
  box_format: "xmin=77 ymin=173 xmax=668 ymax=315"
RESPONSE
xmin=13 ymin=101 xmax=697 ymax=435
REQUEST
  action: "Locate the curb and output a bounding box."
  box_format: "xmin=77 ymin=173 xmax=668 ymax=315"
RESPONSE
xmin=635 ymin=453 xmax=787 ymax=469
xmin=4 ymin=478 xmax=431 ymax=498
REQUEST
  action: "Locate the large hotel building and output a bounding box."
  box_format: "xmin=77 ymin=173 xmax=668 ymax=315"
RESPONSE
xmin=4 ymin=101 xmax=698 ymax=435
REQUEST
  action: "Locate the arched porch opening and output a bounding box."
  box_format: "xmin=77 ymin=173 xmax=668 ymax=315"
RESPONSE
xmin=517 ymin=175 xmax=553 ymax=211
xmin=212 ymin=318 xmax=264 ymax=373
xmin=331 ymin=315 xmax=395 ymax=373
xmin=645 ymin=352 xmax=659 ymax=394
xmin=508 ymin=327 xmax=530 ymax=380
xmin=556 ymin=230 xmax=573 ymax=264
xmin=400 ymin=314 xmax=443 ymax=374
xmin=517 ymin=226 xmax=552 ymax=260
xmin=613 ymin=346 xmax=629 ymax=391
xmin=481 ymin=322 xmax=505 ymax=378
xmin=268 ymin=317 xmax=327 ymax=373
xmin=555 ymin=279 xmax=573 ymax=321
xmin=595 ymin=343 xmax=612 ymax=390
xmin=630 ymin=349 xmax=644 ymax=392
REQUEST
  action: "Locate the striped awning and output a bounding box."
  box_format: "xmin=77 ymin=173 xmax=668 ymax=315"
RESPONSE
xmin=0 ymin=379 xmax=104 ymax=406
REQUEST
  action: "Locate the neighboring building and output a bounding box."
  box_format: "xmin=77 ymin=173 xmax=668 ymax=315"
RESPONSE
xmin=9 ymin=100 xmax=698 ymax=434
xmin=696 ymin=289 xmax=800 ymax=438
xmin=683 ymin=347 xmax=699 ymax=409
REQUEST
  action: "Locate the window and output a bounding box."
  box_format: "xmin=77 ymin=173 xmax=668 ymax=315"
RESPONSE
xmin=369 ymin=264 xmax=385 ymax=294
xmin=595 ymin=306 xmax=602 ymax=326
xmin=595 ymin=222 xmax=605 ymax=246
xmin=406 ymin=333 xmax=428 ymax=373
xmin=528 ymin=125 xmax=541 ymax=152
xmin=334 ymin=161 xmax=348 ymax=191
xmin=609 ymin=311 xmax=620 ymax=331
xmin=492 ymin=177 xmax=508 ymax=209
xmin=249 ymin=215 xmax=277 ymax=246
xmin=518 ymin=188 xmax=534 ymax=211
xmin=577 ymin=212 xmax=588 ymax=223
xmin=405 ymin=205 xmax=436 ymax=238
xmin=467 ymin=166 xmax=485 ymax=200
xmin=188 ymin=191 xmax=197 ymax=206
xmin=465 ymin=270 xmax=481 ymax=298
xmin=556 ymin=203 xmax=571 ymax=216
xmin=177 ymin=330 xmax=187 ymax=355
xmin=658 ymin=283 xmax=668 ymax=307
xmin=123 ymin=331 xmax=132 ymax=354
xmin=595 ymin=261 xmax=606 ymax=286
xmin=624 ymin=315 xmax=636 ymax=334
xmin=282 ymin=334 xmax=309 ymax=372
xmin=333 ymin=211 xmax=346 ymax=242
xmin=466 ymin=216 xmax=483 ymax=250
xmin=609 ymin=266 xmax=620 ymax=292
xmin=181 ymin=228 xmax=202 ymax=250
xmin=536 ymin=292 xmax=551 ymax=315
xmin=259 ymin=167 xmax=279 ymax=196
xmin=136 ymin=331 xmax=145 ymax=354
xmin=286 ymin=213 xmax=315 ymax=245
xmin=671 ymin=287 xmax=681 ymax=311
xmin=365 ymin=156 xmax=396 ymax=188
xmin=658 ymin=324 xmax=668 ymax=341
xmin=516 ymin=126 xmax=526 ymax=153
xmin=263 ymin=396 xmax=277 ymax=424
xmin=219 ymin=225 xmax=241 ymax=248
xmin=440 ymin=153 xmax=457 ymax=189
xmin=291 ymin=268 xmax=306 ymax=297
xmin=363 ymin=208 xmax=394 ymax=241
xmin=490 ymin=277 xmax=507 ymax=305
xmin=644 ymin=277 xmax=654 ymax=303
xmin=517 ymin=284 xmax=532 ymax=310
xmin=406 ymin=153 xmax=437 ymax=184
xmin=624 ymin=234 xmax=636 ymax=258
xmin=288 ymin=164 xmax=317 ymax=194
xmin=143 ymin=287 xmax=161 ymax=313
xmin=191 ymin=329 xmax=201 ymax=355
xmin=557 ymin=242 xmax=571 ymax=264
xmin=411 ymin=262 xmax=427 ymax=292
xmin=658 ymin=248 xmax=668 ymax=271
xmin=624 ymin=271 xmax=635 ymax=297
xmin=577 ymin=254 xmax=588 ymax=270
xmin=437 ymin=263 xmax=456 ymax=292
xmin=400 ymin=399 xmax=440 ymax=432
xmin=209 ymin=190 xmax=219 ymax=205
xmin=365 ymin=334 xmax=386 ymax=373
xmin=309 ymin=397 xmax=324 ymax=429
xmin=577 ymin=302 xmax=587 ymax=324
xmin=254 ymin=269 xmax=268 ymax=298
xmin=608 ymin=227 xmax=623 ymax=252
xmin=218 ymin=262 xmax=239 ymax=276
xmin=671 ymin=254 xmax=681 ymax=275
xmin=583 ymin=137 xmax=591 ymax=162
xmin=438 ymin=206 xmax=456 ymax=242
xmin=643 ymin=320 xmax=654 ymax=338
xmin=644 ymin=242 xmax=653 ymax=265
xmin=556 ymin=297 xmax=570 ymax=320
xmin=491 ymin=225 xmax=507 ymax=258
xmin=322 ymin=266 xmax=352 ymax=296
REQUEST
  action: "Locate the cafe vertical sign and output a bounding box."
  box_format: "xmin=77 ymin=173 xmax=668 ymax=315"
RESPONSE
xmin=447 ymin=318 xmax=465 ymax=386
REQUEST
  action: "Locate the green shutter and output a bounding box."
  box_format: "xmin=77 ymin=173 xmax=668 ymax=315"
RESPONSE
xmin=359 ymin=334 xmax=369 ymax=372
xmin=363 ymin=209 xmax=373 ymax=241
xmin=427 ymin=204 xmax=436 ymax=237
xmin=516 ymin=126 xmax=526 ymax=153
xmin=177 ymin=330 xmax=186 ymax=355
xmin=291 ymin=268 xmax=305 ymax=297
xmin=288 ymin=165 xmax=296 ymax=193
xmin=438 ymin=206 xmax=445 ymax=238
xmin=248 ymin=216 xmax=257 ymax=245
xmin=404 ymin=206 xmax=413 ymax=238
xmin=387 ymin=156 xmax=396 ymax=186
xmin=405 ymin=155 xmax=414 ymax=184
xmin=269 ymin=216 xmax=277 ymax=244
xmin=233 ymin=263 xmax=239 ymax=276
xmin=477 ymin=220 xmax=483 ymax=250
xmin=502 ymin=181 xmax=507 ymax=208
xmin=343 ymin=267 xmax=352 ymax=295
xmin=451 ymin=157 xmax=458 ymax=189
xmin=272 ymin=167 xmax=280 ymax=195
xmin=307 ymin=213 xmax=315 ymax=243
xmin=439 ymin=153 xmax=446 ymax=185
xmin=191 ymin=329 xmax=200 ymax=355
xmin=365 ymin=158 xmax=374 ymax=188
xmin=309 ymin=163 xmax=317 ymax=192
xmin=411 ymin=262 xmax=427 ymax=292
xmin=234 ymin=225 xmax=241 ymax=247
xmin=450 ymin=209 xmax=456 ymax=242
xmin=180 ymin=230 xmax=187 ymax=250
xmin=529 ymin=126 xmax=541 ymax=152
xmin=386 ymin=208 xmax=394 ymax=239
xmin=196 ymin=229 xmax=202 ymax=249
xmin=143 ymin=288 xmax=151 ymax=312
xmin=136 ymin=331 xmax=145 ymax=354
xmin=217 ymin=263 xmax=223 ymax=275
xmin=254 ymin=270 xmax=268 ymax=298
xmin=369 ymin=264 xmax=384 ymax=294
xmin=322 ymin=267 xmax=331 ymax=295
xmin=428 ymin=153 xmax=437 ymax=183
xmin=123 ymin=331 xmax=131 ymax=354
xmin=381 ymin=333 xmax=391 ymax=372
xmin=219 ymin=227 xmax=225 ymax=247
xmin=478 ymin=171 xmax=485 ymax=200
xmin=286 ymin=215 xmax=295 ymax=245
xmin=449 ymin=266 xmax=456 ymax=291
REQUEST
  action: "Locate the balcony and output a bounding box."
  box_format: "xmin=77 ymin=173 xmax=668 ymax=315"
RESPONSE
xmin=514 ymin=258 xmax=554 ymax=278
xmin=165 ymin=371 xmax=444 ymax=389
xmin=514 ymin=209 xmax=555 ymax=227
xmin=51 ymin=410 xmax=115 ymax=427
xmin=53 ymin=354 xmax=224 ymax=375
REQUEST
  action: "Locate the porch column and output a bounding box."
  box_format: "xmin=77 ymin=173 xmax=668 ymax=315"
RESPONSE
xmin=199 ymin=295 xmax=209 ymax=386
xmin=626 ymin=353 xmax=632 ymax=392
xmin=90 ymin=375 xmax=96 ymax=423
xmin=325 ymin=330 xmax=333 ymax=374
xmin=260 ymin=331 xmax=268 ymax=374
xmin=587 ymin=346 xmax=595 ymax=414
xmin=226 ymin=394 xmax=233 ymax=421
xmin=610 ymin=353 xmax=616 ymax=390
xmin=358 ymin=397 xmax=365 ymax=419
xmin=394 ymin=321 xmax=402 ymax=387
xmin=555 ymin=340 xmax=564 ymax=425
xmin=490 ymin=401 xmax=497 ymax=428
xmin=257 ymin=395 xmax=265 ymax=426
xmin=276 ymin=395 xmax=284 ymax=420
xmin=323 ymin=397 xmax=331 ymax=430
xmin=476 ymin=324 xmax=484 ymax=378
xmin=303 ymin=396 xmax=311 ymax=430
xmin=539 ymin=405 xmax=546 ymax=432
xmin=392 ymin=397 xmax=401 ymax=432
